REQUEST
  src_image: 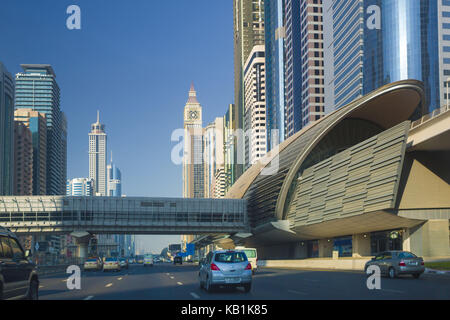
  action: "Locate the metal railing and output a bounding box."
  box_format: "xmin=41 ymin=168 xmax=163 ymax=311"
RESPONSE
xmin=411 ymin=104 xmax=450 ymax=129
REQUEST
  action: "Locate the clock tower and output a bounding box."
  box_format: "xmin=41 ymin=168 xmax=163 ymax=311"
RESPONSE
xmin=182 ymin=83 xmax=204 ymax=199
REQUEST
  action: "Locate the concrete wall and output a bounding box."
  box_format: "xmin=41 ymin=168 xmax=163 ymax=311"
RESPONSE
xmin=258 ymin=258 xmax=370 ymax=271
xmin=404 ymin=220 xmax=450 ymax=257
xmin=352 ymin=234 xmax=371 ymax=257
xmin=318 ymin=239 xmax=333 ymax=258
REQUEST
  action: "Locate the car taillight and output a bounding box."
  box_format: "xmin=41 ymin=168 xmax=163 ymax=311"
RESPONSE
xmin=210 ymin=263 xmax=220 ymax=271
xmin=245 ymin=263 xmax=252 ymax=270
xmin=421 ymin=261 xmax=424 ymax=265
xmin=399 ymin=261 xmax=406 ymax=266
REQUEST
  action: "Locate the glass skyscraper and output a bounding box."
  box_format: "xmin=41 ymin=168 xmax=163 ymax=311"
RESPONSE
xmin=15 ymin=64 xmax=67 ymax=195
xmin=107 ymin=159 xmax=122 ymax=197
xmin=265 ymin=0 xmax=286 ymax=150
xmin=327 ymin=0 xmax=441 ymax=113
xmin=66 ymin=178 xmax=94 ymax=196
xmin=0 ymin=62 xmax=15 ymax=195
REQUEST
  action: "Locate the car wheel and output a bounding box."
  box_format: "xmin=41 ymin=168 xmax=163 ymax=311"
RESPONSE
xmin=413 ymin=273 xmax=421 ymax=279
xmin=388 ymin=267 xmax=397 ymax=279
xmin=243 ymin=283 xmax=251 ymax=293
xmin=27 ymin=278 xmax=39 ymax=300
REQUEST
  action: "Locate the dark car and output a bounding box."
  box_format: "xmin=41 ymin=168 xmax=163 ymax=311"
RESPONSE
xmin=365 ymin=250 xmax=425 ymax=279
xmin=173 ymin=256 xmax=182 ymax=265
xmin=0 ymin=226 xmax=39 ymax=299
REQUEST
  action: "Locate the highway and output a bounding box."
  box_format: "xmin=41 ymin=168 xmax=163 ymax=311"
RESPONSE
xmin=38 ymin=263 xmax=450 ymax=300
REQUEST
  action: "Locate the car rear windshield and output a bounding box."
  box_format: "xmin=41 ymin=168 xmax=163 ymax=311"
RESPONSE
xmin=86 ymin=259 xmax=97 ymax=262
xmin=105 ymin=258 xmax=117 ymax=262
xmin=214 ymin=252 xmax=247 ymax=263
xmin=243 ymin=250 xmax=256 ymax=258
xmin=398 ymin=252 xmax=417 ymax=259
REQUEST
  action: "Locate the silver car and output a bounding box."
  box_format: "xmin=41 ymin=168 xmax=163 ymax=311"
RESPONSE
xmin=365 ymin=251 xmax=425 ymax=279
xmin=199 ymin=250 xmax=252 ymax=292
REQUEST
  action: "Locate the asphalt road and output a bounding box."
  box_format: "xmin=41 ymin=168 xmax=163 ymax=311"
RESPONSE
xmin=38 ymin=263 xmax=450 ymax=300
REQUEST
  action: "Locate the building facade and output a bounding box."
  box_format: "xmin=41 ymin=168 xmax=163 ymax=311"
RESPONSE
xmin=13 ymin=121 xmax=33 ymax=196
xmin=0 ymin=62 xmax=14 ymax=196
xmin=66 ymin=178 xmax=94 ymax=196
xmin=265 ymin=0 xmax=286 ymax=150
xmin=203 ymin=117 xmax=224 ymax=198
xmin=224 ymin=104 xmax=237 ymax=194
xmin=439 ymin=0 xmax=450 ymax=105
xmin=243 ymin=45 xmax=267 ymax=169
xmin=183 ymin=84 xmax=204 ymax=199
xmin=15 ymin=64 xmax=67 ymax=195
xmin=107 ymin=158 xmax=122 ymax=197
xmin=14 ymin=109 xmax=47 ymax=195
xmin=89 ymin=112 xmax=107 ymax=196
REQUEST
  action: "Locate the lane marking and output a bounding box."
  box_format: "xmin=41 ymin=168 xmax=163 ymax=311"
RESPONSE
xmin=288 ymin=289 xmax=307 ymax=295
xmin=177 ymin=282 xmax=183 ymax=285
xmin=84 ymin=296 xmax=94 ymax=300
xmin=39 ymin=285 xmax=44 ymax=289
xmin=190 ymin=292 xmax=200 ymax=299
xmin=382 ymin=289 xmax=405 ymax=294
xmin=170 ymin=276 xmax=175 ymax=279
xmin=105 ymin=283 xmax=113 ymax=288
xmin=118 ymin=277 xmax=123 ymax=280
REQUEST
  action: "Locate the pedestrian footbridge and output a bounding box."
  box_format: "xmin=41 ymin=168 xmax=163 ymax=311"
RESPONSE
xmin=0 ymin=196 xmax=249 ymax=235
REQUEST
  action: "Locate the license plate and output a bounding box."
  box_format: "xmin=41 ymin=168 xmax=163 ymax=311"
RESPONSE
xmin=225 ymin=277 xmax=241 ymax=284
xmin=408 ymin=261 xmax=418 ymax=266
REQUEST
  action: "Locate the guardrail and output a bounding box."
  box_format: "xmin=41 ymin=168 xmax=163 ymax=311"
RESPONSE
xmin=411 ymin=104 xmax=450 ymax=129
xmin=37 ymin=264 xmax=81 ymax=276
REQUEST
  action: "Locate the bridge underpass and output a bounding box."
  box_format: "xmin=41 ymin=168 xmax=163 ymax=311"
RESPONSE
xmin=0 ymin=196 xmax=248 ymax=258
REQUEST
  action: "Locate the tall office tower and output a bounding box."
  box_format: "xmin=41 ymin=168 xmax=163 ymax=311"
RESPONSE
xmin=107 ymin=154 xmax=122 ymax=197
xmin=439 ymin=1 xmax=450 ymax=105
xmin=224 ymin=104 xmax=237 ymax=194
xmin=325 ymin=0 xmax=441 ymax=113
xmin=243 ymin=45 xmax=267 ymax=169
xmin=15 ymin=64 xmax=67 ymax=195
xmin=203 ymin=117 xmax=224 ymax=198
xmin=66 ymin=178 xmax=94 ymax=196
xmin=14 ymin=109 xmax=47 ymax=195
xmin=213 ymin=169 xmax=226 ymax=199
xmin=182 ymin=83 xmax=204 ymax=198
xmin=265 ymin=0 xmax=286 ymax=150
xmin=285 ymin=0 xmax=325 ymax=134
xmin=234 ymin=0 xmax=265 ymax=180
xmin=89 ymin=111 xmax=107 ymax=196
xmin=0 ymin=62 xmax=14 ymax=196
xmin=13 ymin=121 xmax=33 ymax=195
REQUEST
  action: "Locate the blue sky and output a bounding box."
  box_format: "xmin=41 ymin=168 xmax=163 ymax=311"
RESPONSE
xmin=1 ymin=0 xmax=234 ymax=252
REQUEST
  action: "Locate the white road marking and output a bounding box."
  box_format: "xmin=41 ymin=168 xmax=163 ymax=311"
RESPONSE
xmin=84 ymin=296 xmax=94 ymax=300
xmin=177 ymin=282 xmax=183 ymax=285
xmin=190 ymin=292 xmax=200 ymax=299
xmin=170 ymin=276 xmax=175 ymax=279
xmin=382 ymin=289 xmax=405 ymax=294
xmin=288 ymin=289 xmax=307 ymax=295
xmin=105 ymin=283 xmax=113 ymax=288
xmin=118 ymin=277 xmax=123 ymax=280
xmin=39 ymin=285 xmax=44 ymax=289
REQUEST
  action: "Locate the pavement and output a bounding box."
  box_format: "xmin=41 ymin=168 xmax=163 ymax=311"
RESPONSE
xmin=38 ymin=262 xmax=450 ymax=300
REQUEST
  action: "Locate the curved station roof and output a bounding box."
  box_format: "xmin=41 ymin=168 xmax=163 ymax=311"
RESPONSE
xmin=226 ymin=80 xmax=442 ymax=245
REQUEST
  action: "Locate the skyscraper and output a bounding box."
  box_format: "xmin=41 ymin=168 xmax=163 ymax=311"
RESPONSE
xmin=243 ymin=45 xmax=267 ymax=169
xmin=89 ymin=111 xmax=107 ymax=196
xmin=107 ymin=154 xmax=122 ymax=197
xmin=265 ymin=0 xmax=286 ymax=150
xmin=234 ymin=0 xmax=265 ymax=179
xmin=0 ymin=62 xmax=14 ymax=196
xmin=224 ymin=103 xmax=237 ymax=194
xmin=66 ymin=178 xmax=94 ymax=196
xmin=182 ymin=83 xmax=204 ymax=198
xmin=284 ymin=0 xmax=325 ymax=134
xmin=14 ymin=109 xmax=47 ymax=195
xmin=325 ymin=0 xmax=441 ymax=113
xmin=203 ymin=117 xmax=224 ymax=198
xmin=13 ymin=121 xmax=33 ymax=195
xmin=15 ymin=64 xmax=67 ymax=195
xmin=439 ymin=0 xmax=450 ymax=105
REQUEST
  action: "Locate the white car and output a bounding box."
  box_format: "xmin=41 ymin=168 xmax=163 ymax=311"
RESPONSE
xmin=236 ymin=247 xmax=258 ymax=274
xmin=144 ymin=255 xmax=154 ymax=267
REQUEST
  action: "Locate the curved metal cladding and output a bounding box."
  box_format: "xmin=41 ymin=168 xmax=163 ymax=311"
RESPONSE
xmin=227 ymin=80 xmax=425 ymax=231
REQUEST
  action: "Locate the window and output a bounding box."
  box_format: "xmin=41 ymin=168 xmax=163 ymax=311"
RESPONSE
xmin=9 ymin=237 xmax=24 ymax=259
xmin=214 ymin=252 xmax=247 ymax=263
xmin=398 ymin=252 xmax=417 ymax=259
xmin=0 ymin=236 xmax=13 ymax=258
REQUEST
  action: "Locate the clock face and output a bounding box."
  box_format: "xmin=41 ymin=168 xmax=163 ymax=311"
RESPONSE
xmin=189 ymin=110 xmax=199 ymax=120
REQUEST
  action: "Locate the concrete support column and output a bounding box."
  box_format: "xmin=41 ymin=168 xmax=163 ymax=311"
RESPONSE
xmin=404 ymin=220 xmax=450 ymax=258
xmin=352 ymin=234 xmax=371 ymax=257
xmin=77 ymin=242 xmax=88 ymax=259
xmin=70 ymin=231 xmax=92 ymax=261
xmin=318 ymin=239 xmax=333 ymax=258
